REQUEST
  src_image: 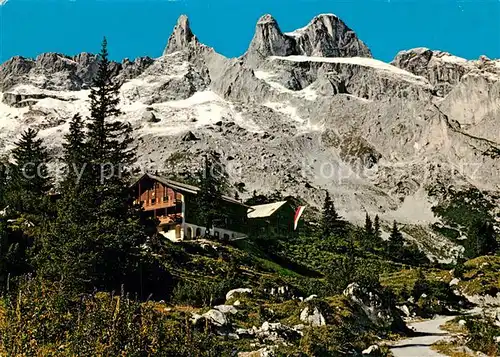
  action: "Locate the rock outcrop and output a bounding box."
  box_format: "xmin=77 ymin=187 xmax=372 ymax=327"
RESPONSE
xmin=286 ymin=14 xmax=372 ymax=58
xmin=243 ymin=15 xmax=296 ymax=68
xmin=261 ymin=55 xmax=433 ymax=101
xmin=244 ymin=14 xmax=372 ymax=68
xmin=0 ymin=51 xmax=153 ymax=92
xmin=299 ymin=306 xmax=326 ymax=327
xmin=226 ymin=288 xmax=253 ymax=301
xmin=192 ymin=309 xmax=229 ymax=327
xmin=392 ymin=47 xmax=500 ymax=97
xmin=344 ymin=283 xmax=406 ymax=331
xmin=163 ymin=15 xmax=199 ymax=55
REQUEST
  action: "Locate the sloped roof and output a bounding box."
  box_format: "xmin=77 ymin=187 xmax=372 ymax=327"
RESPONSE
xmin=133 ymin=173 xmax=248 ymax=207
xmin=146 ymin=173 xmax=199 ymax=194
xmin=247 ymin=201 xmax=289 ymax=219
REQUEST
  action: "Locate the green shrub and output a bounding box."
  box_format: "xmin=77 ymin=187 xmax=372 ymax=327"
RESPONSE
xmin=0 ymin=278 xmax=233 ymax=356
xmin=411 ymin=270 xmax=465 ymax=316
xmin=171 ymin=277 xmax=239 ymax=307
xmin=465 ymin=315 xmax=500 ymax=356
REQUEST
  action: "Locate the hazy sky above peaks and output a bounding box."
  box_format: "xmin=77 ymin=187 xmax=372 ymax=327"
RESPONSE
xmin=0 ymin=0 xmax=499 ymax=63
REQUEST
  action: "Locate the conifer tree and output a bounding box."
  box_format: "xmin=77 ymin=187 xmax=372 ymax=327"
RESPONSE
xmin=35 ymin=115 xmax=94 ymax=291
xmin=387 ymin=221 xmax=405 ymax=258
xmin=321 ymin=191 xmax=344 ymax=237
xmin=364 ymin=213 xmax=374 ymax=236
xmin=454 ymin=256 xmax=466 ymax=279
xmin=63 ymin=114 xmax=86 ymax=171
xmin=1 ymin=131 xmax=51 ymax=290
xmin=6 ymin=129 xmax=51 ymax=215
xmin=361 ymin=213 xmax=375 ymax=251
xmin=374 ymin=215 xmax=381 ymax=239
xmin=0 ymin=161 xmax=7 ymax=208
xmin=197 ymin=152 xmax=227 ymax=237
xmin=37 ymin=39 xmax=158 ymax=295
xmin=465 ymin=221 xmax=497 ymax=258
xmin=61 ymin=113 xmax=87 ymax=192
xmin=80 ymin=38 xmax=149 ymax=291
xmin=86 ymin=38 xmax=134 ymax=189
xmin=411 ymin=268 xmax=429 ymax=300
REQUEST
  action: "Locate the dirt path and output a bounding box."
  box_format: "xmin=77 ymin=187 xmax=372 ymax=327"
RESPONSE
xmin=390 ymin=316 xmax=456 ymax=357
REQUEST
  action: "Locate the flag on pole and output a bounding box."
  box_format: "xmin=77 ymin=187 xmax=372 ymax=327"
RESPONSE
xmin=294 ymin=206 xmax=305 ymax=230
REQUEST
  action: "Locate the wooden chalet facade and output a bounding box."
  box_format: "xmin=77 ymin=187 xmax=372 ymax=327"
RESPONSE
xmin=132 ymin=173 xmax=249 ymax=241
xmin=247 ymin=201 xmax=297 ymax=238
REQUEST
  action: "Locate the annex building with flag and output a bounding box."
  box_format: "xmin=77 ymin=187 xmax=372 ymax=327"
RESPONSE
xmin=132 ymin=173 xmax=305 ymax=242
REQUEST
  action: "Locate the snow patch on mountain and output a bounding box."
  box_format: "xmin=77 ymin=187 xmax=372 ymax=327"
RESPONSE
xmin=270 ymin=55 xmax=429 ymax=83
xmin=254 ymin=70 xmax=318 ymax=100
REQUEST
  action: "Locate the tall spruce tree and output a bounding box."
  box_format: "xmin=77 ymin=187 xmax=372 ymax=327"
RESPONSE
xmin=361 ymin=213 xmax=375 ymax=251
xmin=0 ymin=161 xmax=7 ymax=208
xmin=388 ymin=221 xmax=405 ymax=258
xmin=6 ymin=129 xmax=52 ymax=215
xmin=197 ymin=152 xmax=228 ymax=237
xmin=87 ymin=38 xmax=135 ymax=196
xmin=321 ymin=191 xmax=345 ymax=237
xmin=37 ymin=39 xmax=159 ymax=295
xmin=82 ymin=38 xmax=149 ymax=291
xmin=465 ymin=220 xmax=497 ymax=258
xmin=374 ymin=215 xmax=381 ymax=239
xmin=1 ymin=131 xmax=51 ymax=291
xmin=61 ymin=113 xmax=87 ymax=190
xmin=364 ymin=213 xmax=374 ymax=236
xmin=34 ymin=113 xmax=94 ymax=291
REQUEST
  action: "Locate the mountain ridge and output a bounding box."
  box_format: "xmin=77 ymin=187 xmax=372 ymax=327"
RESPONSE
xmin=0 ymin=14 xmax=499 ymax=261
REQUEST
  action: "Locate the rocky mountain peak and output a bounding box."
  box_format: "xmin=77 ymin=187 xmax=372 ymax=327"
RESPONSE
xmin=243 ymin=14 xmax=296 ymax=68
xmin=287 ymin=13 xmax=372 ymax=58
xmin=257 ymin=14 xmax=279 ymax=26
xmin=392 ymin=47 xmax=500 ymax=96
xmin=243 ymin=13 xmax=372 ymax=68
xmin=0 ymin=50 xmax=150 ymax=92
xmin=300 ymin=13 xmax=340 ymax=34
xmin=164 ymin=15 xmax=198 ymax=55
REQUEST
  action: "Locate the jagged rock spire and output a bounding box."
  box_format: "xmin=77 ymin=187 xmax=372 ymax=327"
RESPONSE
xmin=164 ymin=15 xmax=198 ymax=55
xmin=290 ymin=14 xmax=372 ymax=58
xmin=244 ymin=14 xmax=296 ymax=67
xmin=243 ymin=13 xmax=372 ymax=68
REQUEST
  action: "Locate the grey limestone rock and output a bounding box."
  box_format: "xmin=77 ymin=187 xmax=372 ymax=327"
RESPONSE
xmin=226 ymin=288 xmax=252 ymax=301
xmin=163 ymin=15 xmax=198 ymax=55
xmin=343 ymin=283 xmax=405 ymax=330
xmin=391 ymin=47 xmax=500 ymax=97
xmin=299 ymin=306 xmax=326 ymax=327
xmin=243 ymin=13 xmax=372 ymax=68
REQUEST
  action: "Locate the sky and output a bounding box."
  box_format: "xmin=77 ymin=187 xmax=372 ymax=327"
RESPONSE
xmin=0 ymin=0 xmax=499 ymax=64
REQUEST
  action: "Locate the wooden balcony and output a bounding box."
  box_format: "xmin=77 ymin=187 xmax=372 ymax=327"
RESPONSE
xmin=141 ymin=199 xmax=182 ymax=211
xmin=158 ymin=213 xmax=183 ymax=226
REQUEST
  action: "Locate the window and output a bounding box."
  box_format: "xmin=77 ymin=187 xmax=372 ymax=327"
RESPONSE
xmin=214 ymin=231 xmax=220 ymax=239
xmin=223 ymin=234 xmax=230 ymax=241
xmin=151 ymin=198 xmax=156 ymax=204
